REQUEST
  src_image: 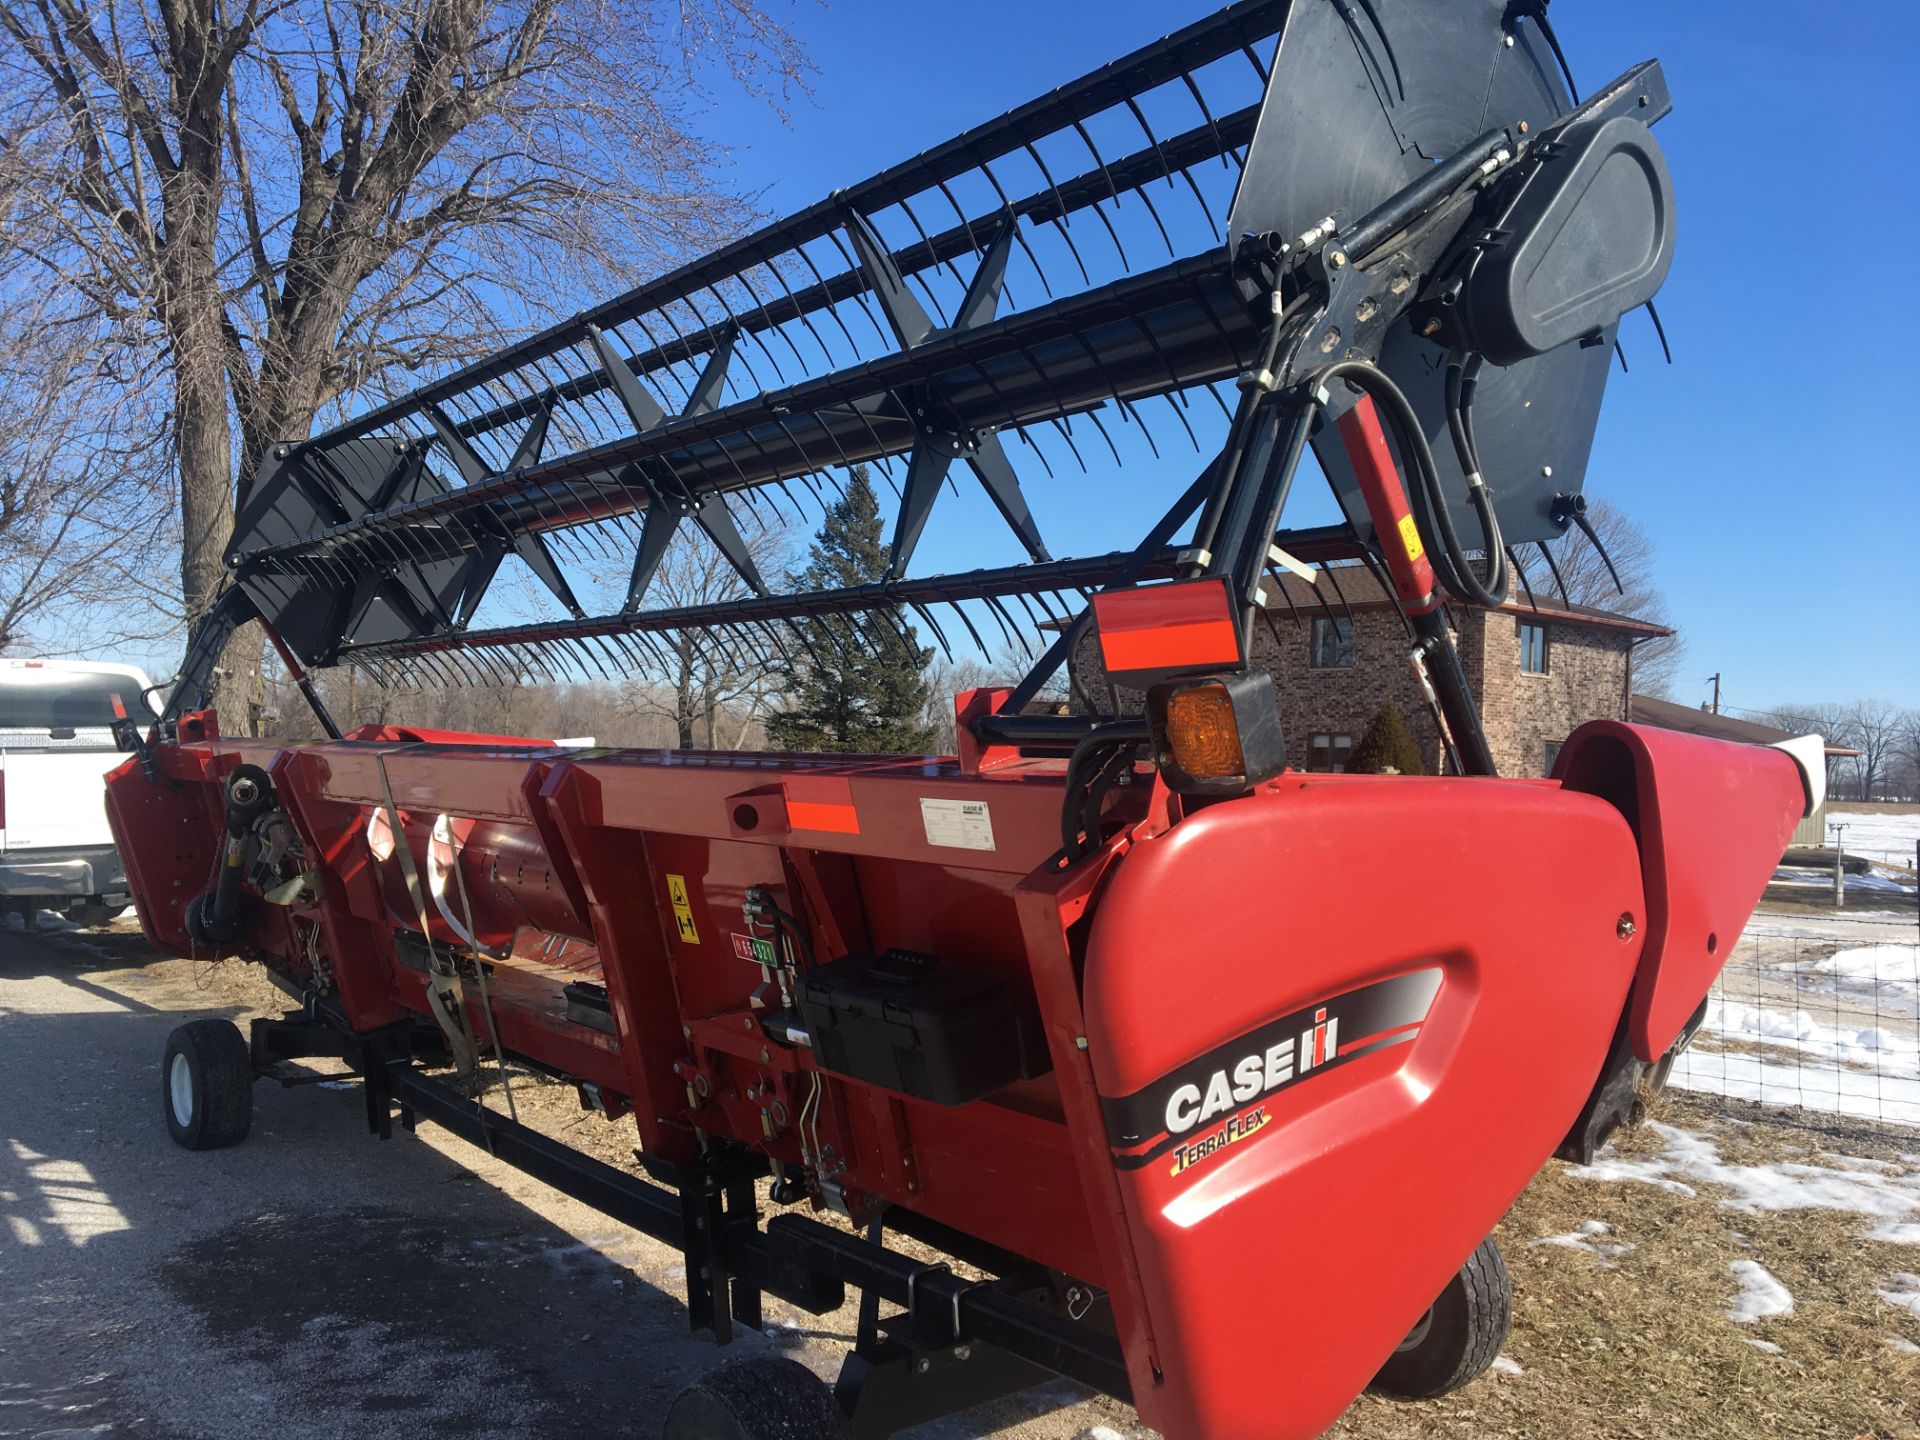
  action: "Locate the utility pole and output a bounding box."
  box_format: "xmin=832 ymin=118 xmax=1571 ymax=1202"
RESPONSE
xmin=1706 ymin=673 xmax=1721 ymax=715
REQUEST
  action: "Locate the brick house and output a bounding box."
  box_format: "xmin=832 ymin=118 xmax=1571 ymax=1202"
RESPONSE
xmin=1071 ymin=566 xmax=1673 ymax=779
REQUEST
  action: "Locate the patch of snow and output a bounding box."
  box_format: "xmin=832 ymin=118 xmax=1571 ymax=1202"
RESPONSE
xmin=1826 ymin=808 xmax=1920 ymax=867
xmin=1684 ymin=995 xmax=1920 ymax=1084
xmin=1878 ymin=1273 xmax=1920 ymax=1319
xmin=1726 ymin=1260 xmax=1793 ymax=1323
xmin=1743 ymin=1338 xmax=1784 ymax=1355
xmin=1529 ymin=1218 xmax=1635 ymax=1262
xmin=1813 ymin=943 xmax=1920 ymax=1000
xmin=1489 ymin=1355 xmax=1524 ymax=1376
xmin=1566 ymin=1124 xmax=1920 ymax=1239
xmin=1077 ymin=1429 xmax=1130 ymax=1440
xmin=1887 ymin=1334 xmax=1920 ymax=1356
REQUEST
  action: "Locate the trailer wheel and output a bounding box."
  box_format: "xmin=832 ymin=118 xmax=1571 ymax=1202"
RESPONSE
xmin=1371 ymin=1235 xmax=1511 ymax=1400
xmin=663 ymin=1356 xmax=849 ymax=1440
xmin=162 ymin=1018 xmax=254 ymax=1151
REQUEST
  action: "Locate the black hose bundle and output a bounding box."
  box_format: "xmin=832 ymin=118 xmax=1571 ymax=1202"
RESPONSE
xmin=1310 ymin=357 xmax=1509 ymax=610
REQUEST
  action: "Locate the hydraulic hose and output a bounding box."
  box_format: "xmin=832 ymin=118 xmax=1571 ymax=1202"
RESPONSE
xmin=1441 ymin=352 xmax=1509 ymax=608
xmin=1060 ymin=719 xmax=1152 ymax=861
xmin=1310 ymin=359 xmax=1508 ymax=610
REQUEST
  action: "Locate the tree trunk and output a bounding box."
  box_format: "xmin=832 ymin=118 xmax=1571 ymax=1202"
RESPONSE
xmin=675 ymin=638 xmax=696 ymax=749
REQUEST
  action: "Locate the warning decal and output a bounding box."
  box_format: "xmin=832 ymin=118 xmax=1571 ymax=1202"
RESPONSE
xmin=1396 ymin=513 xmax=1425 ymax=564
xmin=920 ymin=797 xmax=996 ymax=852
xmin=666 ymin=873 xmax=700 ymax=944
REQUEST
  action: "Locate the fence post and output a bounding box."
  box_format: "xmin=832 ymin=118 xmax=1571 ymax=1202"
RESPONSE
xmin=1829 ymin=821 xmax=1847 ymax=909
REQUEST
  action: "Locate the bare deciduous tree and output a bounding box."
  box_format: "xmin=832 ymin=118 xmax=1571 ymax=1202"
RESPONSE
xmin=0 ymin=299 xmax=176 ymax=655
xmin=1843 ymin=698 xmax=1905 ymax=802
xmin=616 ymin=526 xmax=792 ymax=749
xmin=0 ymin=0 xmax=808 ymax=722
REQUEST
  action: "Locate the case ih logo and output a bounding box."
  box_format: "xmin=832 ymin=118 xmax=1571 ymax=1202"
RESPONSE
xmin=1102 ymin=968 xmax=1443 ymax=1177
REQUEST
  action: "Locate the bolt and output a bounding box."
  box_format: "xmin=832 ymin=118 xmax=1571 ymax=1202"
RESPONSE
xmin=1075 ymin=1036 xmax=1089 ymax=1050
xmin=916 ymin=1359 xmax=932 ymax=1375
xmin=1518 ymin=120 xmax=1531 ymax=134
xmin=743 ymin=1016 xmax=754 ymax=1031
xmin=1617 ymin=913 xmax=1636 ymax=940
xmin=1504 ymin=33 xmax=1515 ymax=47
xmin=1542 ymin=465 xmax=1554 ymax=478
xmin=955 ymin=1345 xmax=972 ymax=1361
xmin=1328 ymin=251 xmax=1347 ymax=269
xmin=1420 ymin=318 xmax=1443 ymax=338
xmin=760 ymin=1048 xmax=771 ymax=1062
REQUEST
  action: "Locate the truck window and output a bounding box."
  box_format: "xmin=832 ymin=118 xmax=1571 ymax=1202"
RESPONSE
xmin=0 ymin=673 xmax=138 ymax=731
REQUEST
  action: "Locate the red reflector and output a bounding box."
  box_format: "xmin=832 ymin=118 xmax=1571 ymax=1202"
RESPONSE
xmin=1092 ymin=578 xmax=1242 ymax=681
xmin=787 ymin=800 xmax=860 ymax=834
xmin=782 ymin=776 xmax=860 ymax=835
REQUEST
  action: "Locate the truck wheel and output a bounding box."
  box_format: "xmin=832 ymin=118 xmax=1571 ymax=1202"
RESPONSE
xmin=162 ymin=1019 xmax=254 ymax=1151
xmin=68 ymin=901 xmax=127 ymax=929
xmin=664 ymin=1356 xmax=849 ymax=1440
xmin=1371 ymin=1235 xmax=1511 ymax=1400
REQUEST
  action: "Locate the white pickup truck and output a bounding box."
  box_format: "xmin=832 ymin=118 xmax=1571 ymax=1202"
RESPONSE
xmin=1 ymin=658 xmax=159 ymax=927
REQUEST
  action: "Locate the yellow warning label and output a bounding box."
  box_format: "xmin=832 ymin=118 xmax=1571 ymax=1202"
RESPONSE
xmin=1396 ymin=513 xmax=1425 ymax=564
xmin=666 ymin=873 xmax=700 ymax=945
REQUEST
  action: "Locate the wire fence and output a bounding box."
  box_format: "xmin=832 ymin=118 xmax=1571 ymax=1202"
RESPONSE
xmin=1670 ymin=907 xmax=1920 ymax=1132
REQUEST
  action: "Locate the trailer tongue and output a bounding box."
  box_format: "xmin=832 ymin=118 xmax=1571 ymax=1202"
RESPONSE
xmin=108 ymin=3 xmax=1816 ymax=1436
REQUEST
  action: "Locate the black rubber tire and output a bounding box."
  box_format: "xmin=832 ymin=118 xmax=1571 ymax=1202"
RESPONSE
xmin=162 ymin=1018 xmax=255 ymax=1151
xmin=1371 ymin=1234 xmax=1512 ymax=1400
xmin=663 ymin=1356 xmax=849 ymax=1440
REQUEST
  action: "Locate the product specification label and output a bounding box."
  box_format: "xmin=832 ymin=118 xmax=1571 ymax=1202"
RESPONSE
xmin=919 ymin=797 xmax=996 ymax=852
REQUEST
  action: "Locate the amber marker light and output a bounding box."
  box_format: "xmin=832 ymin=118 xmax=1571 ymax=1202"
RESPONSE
xmin=1164 ymin=682 xmax=1246 ymax=780
xmin=1145 ymin=670 xmax=1287 ymax=796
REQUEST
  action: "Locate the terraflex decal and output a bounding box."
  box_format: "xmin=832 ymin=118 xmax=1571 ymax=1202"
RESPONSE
xmin=1100 ymin=968 xmax=1443 ymax=1178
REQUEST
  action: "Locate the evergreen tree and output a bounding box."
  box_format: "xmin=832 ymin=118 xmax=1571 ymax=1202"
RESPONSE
xmin=1348 ymin=702 xmax=1429 ymax=775
xmin=768 ymin=468 xmax=936 ymax=753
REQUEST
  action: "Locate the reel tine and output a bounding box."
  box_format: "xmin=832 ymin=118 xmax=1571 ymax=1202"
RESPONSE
xmin=1534 ymin=540 xmax=1574 ymax=607
xmin=1507 ymin=546 xmax=1540 ymax=612
xmin=1572 ymin=510 xmax=1626 ymax=596
xmin=1644 ymin=299 xmax=1674 ymax=364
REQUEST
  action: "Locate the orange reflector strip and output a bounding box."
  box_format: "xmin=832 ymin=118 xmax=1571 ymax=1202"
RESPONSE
xmin=1093 ymin=578 xmax=1241 ymax=677
xmin=787 ymin=800 xmax=861 ymax=834
xmin=782 ymin=775 xmax=861 ymax=834
xmin=1164 ymin=683 xmax=1245 ymax=779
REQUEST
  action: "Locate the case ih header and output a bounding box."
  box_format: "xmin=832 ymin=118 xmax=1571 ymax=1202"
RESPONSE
xmin=109 ymin=2 xmax=1821 ymax=1435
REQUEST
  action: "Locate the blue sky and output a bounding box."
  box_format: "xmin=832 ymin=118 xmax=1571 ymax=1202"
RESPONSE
xmin=688 ymin=0 xmax=1920 ymax=711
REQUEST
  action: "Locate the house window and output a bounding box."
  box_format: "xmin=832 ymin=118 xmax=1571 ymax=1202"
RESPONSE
xmin=1544 ymin=739 xmax=1563 ymax=774
xmin=1309 ymin=732 xmax=1353 ymax=772
xmin=1518 ymin=621 xmax=1549 ymax=674
xmin=1311 ymin=616 xmax=1354 ymax=669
